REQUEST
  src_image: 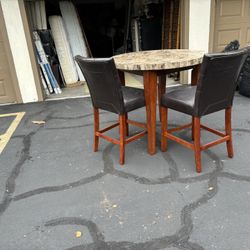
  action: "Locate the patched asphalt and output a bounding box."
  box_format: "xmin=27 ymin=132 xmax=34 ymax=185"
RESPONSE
xmin=0 ymin=93 xmax=250 ymax=250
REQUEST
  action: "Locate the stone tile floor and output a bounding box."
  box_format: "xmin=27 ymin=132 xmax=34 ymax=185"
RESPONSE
xmin=0 ymin=93 xmax=249 ymax=250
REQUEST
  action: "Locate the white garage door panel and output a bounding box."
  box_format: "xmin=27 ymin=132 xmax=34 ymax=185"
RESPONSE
xmin=0 ymin=80 xmax=6 ymax=96
xmin=246 ymin=28 xmax=250 ymax=43
xmin=220 ymin=0 xmax=244 ymax=17
xmin=247 ymin=1 xmax=250 ymax=15
xmin=214 ymin=0 xmax=250 ymax=52
xmin=218 ymin=28 xmax=241 ymax=43
xmin=0 ymin=6 xmax=17 ymax=104
xmin=0 ymin=38 xmax=16 ymax=103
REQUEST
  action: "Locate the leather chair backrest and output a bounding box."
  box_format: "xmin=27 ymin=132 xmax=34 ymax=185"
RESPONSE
xmin=194 ymin=50 xmax=248 ymax=116
xmin=75 ymin=56 xmax=125 ymax=114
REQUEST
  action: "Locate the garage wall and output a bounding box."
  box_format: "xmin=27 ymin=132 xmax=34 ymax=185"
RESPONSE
xmin=0 ymin=0 xmax=39 ymax=103
xmin=189 ymin=0 xmax=211 ymax=52
xmin=181 ymin=0 xmax=211 ymax=83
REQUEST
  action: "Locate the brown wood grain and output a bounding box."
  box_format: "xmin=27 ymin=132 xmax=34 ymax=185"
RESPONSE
xmin=92 ymin=110 xmax=146 ymax=165
xmin=93 ymin=108 xmax=99 ymax=152
xmin=119 ymin=115 xmax=126 ymax=165
xmin=225 ymin=107 xmax=233 ymax=158
xmin=160 ymin=106 xmax=168 ymax=152
xmin=194 ymin=117 xmax=201 ymax=173
xmin=191 ymin=64 xmax=201 ymax=85
xmin=158 ymin=75 xmax=167 ymax=121
xmin=144 ymin=71 xmax=157 ymax=155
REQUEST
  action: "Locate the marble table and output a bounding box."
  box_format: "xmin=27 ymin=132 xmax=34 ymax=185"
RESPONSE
xmin=113 ymin=49 xmax=204 ymax=155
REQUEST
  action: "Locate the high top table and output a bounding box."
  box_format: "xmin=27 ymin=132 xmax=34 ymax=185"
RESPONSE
xmin=113 ymin=49 xmax=204 ymax=155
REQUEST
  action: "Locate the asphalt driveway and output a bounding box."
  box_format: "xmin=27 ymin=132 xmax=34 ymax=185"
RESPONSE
xmin=0 ymin=94 xmax=250 ymax=250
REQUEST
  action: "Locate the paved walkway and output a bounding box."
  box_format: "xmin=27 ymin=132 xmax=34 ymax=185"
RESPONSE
xmin=0 ymin=94 xmax=250 ymax=250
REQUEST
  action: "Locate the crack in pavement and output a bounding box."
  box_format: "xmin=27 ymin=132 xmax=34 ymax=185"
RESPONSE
xmin=0 ymin=112 xmax=54 ymax=216
xmin=44 ymin=217 xmax=188 ymax=250
xmin=41 ymin=149 xmax=222 ymax=250
xmin=0 ymin=132 xmax=33 ymax=215
xmin=13 ymin=172 xmax=106 ymax=201
xmin=1 ymin=109 xmax=250 ymax=249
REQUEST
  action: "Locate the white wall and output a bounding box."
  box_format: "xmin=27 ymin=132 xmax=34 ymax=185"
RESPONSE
xmin=184 ymin=0 xmax=211 ymax=82
xmin=0 ymin=0 xmax=38 ymax=103
xmin=189 ymin=0 xmax=211 ymax=52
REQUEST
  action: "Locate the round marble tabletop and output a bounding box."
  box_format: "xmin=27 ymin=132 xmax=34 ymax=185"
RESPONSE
xmin=113 ymin=49 xmax=204 ymax=71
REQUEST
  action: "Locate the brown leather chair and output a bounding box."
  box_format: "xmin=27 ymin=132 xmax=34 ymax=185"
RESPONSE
xmin=160 ymin=49 xmax=248 ymax=173
xmin=75 ymin=56 xmax=147 ymax=165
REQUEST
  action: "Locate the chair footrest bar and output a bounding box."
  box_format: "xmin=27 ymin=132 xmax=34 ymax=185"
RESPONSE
xmin=201 ymin=124 xmax=226 ymax=137
xmin=99 ymin=122 xmax=119 ymax=133
xmin=96 ymin=132 xmax=120 ymax=145
xmin=165 ymin=132 xmax=194 ymax=150
xmin=127 ymin=119 xmax=147 ymax=129
xmin=126 ymin=131 xmax=147 ymax=144
xmin=168 ymin=123 xmax=192 ymax=133
xmin=201 ymin=135 xmax=230 ymax=150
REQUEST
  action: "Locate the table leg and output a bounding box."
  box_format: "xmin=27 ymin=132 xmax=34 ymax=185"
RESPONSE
xmin=191 ymin=64 xmax=201 ymax=85
xmin=158 ymin=75 xmax=166 ymax=121
xmin=118 ymin=70 xmax=125 ymax=85
xmin=144 ymin=71 xmax=157 ymax=155
xmin=118 ymin=70 xmax=128 ymax=135
xmin=191 ymin=64 xmax=201 ymax=140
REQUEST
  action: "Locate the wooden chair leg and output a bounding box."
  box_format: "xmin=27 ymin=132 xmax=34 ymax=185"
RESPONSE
xmin=119 ymin=114 xmax=129 ymax=136
xmin=158 ymin=75 xmax=166 ymax=121
xmin=225 ymin=107 xmax=234 ymax=158
xmin=93 ymin=108 xmax=99 ymax=152
xmin=161 ymin=106 xmax=168 ymax=151
xmin=192 ymin=116 xmax=194 ymax=140
xmin=119 ymin=114 xmax=126 ymax=165
xmin=125 ymin=113 xmax=129 ymax=136
xmin=194 ymin=117 xmax=201 ymax=173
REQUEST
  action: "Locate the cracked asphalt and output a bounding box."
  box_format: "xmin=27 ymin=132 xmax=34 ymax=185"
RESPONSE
xmin=0 ymin=93 xmax=250 ymax=250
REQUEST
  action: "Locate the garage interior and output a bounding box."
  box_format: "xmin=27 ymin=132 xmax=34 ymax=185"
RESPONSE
xmin=24 ymin=0 xmax=181 ymax=100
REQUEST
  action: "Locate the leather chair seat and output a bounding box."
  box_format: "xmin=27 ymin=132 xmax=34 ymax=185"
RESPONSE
xmin=122 ymin=86 xmax=145 ymax=113
xmin=161 ymin=86 xmax=196 ymax=115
